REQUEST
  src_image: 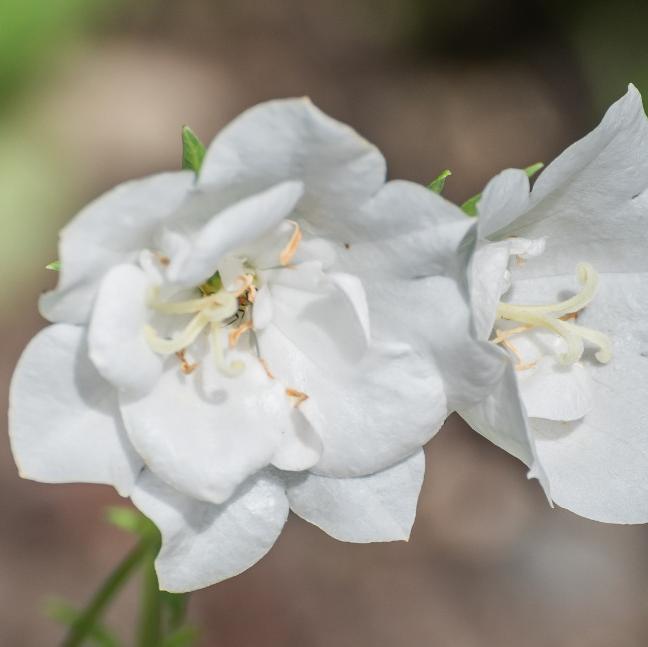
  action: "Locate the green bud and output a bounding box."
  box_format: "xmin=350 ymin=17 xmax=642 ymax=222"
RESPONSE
xmin=461 ymin=162 xmax=544 ymax=217
xmin=181 ymin=125 xmax=206 ymax=174
xmin=427 ymin=169 xmax=452 ymax=194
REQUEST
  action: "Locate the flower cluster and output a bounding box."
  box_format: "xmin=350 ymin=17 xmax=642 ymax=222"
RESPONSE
xmin=9 ymin=85 xmax=648 ymax=591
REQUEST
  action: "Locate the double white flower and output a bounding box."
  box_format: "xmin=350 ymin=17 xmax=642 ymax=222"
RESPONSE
xmin=9 ymin=99 xmax=493 ymax=591
xmin=459 ymin=85 xmax=648 ymax=522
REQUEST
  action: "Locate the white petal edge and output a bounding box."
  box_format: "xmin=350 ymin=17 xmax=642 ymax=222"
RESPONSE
xmin=9 ymin=324 xmax=142 ymax=495
xmin=131 ymin=469 xmax=288 ymax=592
xmin=198 ymin=98 xmax=386 ymax=236
xmin=40 ymin=172 xmax=194 ymax=324
xmin=88 ymin=264 xmax=162 ymax=396
xmin=285 ymin=450 xmax=425 ymax=542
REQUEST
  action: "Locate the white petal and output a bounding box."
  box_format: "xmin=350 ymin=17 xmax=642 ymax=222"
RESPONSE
xmin=198 ymin=98 xmax=386 ymax=235
xmin=161 ymin=181 xmax=304 ymax=287
xmin=271 ymin=410 xmax=323 ymax=471
xmin=263 ymin=263 xmax=369 ymax=373
xmin=40 ymin=172 xmax=194 ymax=324
xmin=476 ymin=168 xmax=531 ymax=239
xmin=531 ymin=271 xmax=648 ymax=522
xmin=500 ymin=85 xmax=648 ymax=276
xmin=9 ymin=324 xmax=142 ymax=495
xmin=252 ymin=285 xmax=274 ymax=330
xmin=257 ymin=323 xmax=446 ymax=477
xmin=119 ymin=344 xmax=293 ymax=504
xmin=285 ymin=450 xmax=425 ymax=542
xmin=334 ymin=180 xmax=470 ymax=278
xmin=511 ymin=331 xmax=593 ymax=421
xmin=366 ymin=274 xmax=507 ymax=411
xmin=131 ymin=469 xmax=288 ymax=592
xmin=459 ymin=360 xmax=550 ymax=496
xmin=469 ymin=239 xmax=515 ymax=340
xmin=88 ymin=264 xmax=162 ymax=396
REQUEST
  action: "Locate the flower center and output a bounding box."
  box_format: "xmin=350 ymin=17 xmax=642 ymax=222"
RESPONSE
xmin=141 ymin=221 xmax=309 ymax=406
xmin=493 ymin=262 xmax=612 ymax=370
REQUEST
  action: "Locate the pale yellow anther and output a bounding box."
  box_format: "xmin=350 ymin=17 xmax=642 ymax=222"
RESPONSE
xmin=279 ymin=220 xmax=302 ymax=266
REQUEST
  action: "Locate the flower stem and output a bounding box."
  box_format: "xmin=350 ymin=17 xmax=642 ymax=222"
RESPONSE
xmin=61 ymin=539 xmax=149 ymax=647
xmin=136 ymin=547 xmax=162 ymax=647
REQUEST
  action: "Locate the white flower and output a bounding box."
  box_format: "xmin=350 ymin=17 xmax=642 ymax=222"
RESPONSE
xmin=459 ymin=85 xmax=648 ymax=522
xmin=9 ymin=99 xmax=491 ymax=591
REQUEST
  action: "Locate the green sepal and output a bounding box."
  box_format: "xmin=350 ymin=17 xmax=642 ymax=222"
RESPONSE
xmin=46 ymin=598 xmax=119 ymax=647
xmin=461 ymin=162 xmax=544 ymax=217
xmin=181 ymin=126 xmax=206 ymax=174
xmin=46 ymin=260 xmax=61 ymax=271
xmin=427 ymin=169 xmax=452 ymax=194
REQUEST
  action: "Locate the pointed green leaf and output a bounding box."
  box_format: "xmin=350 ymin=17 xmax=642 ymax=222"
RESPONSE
xmin=427 ymin=169 xmax=452 ymax=194
xmin=46 ymin=260 xmax=61 ymax=271
xmin=461 ymin=162 xmax=544 ymax=217
xmin=524 ymin=161 xmax=544 ymax=178
xmin=181 ymin=126 xmax=206 ymax=174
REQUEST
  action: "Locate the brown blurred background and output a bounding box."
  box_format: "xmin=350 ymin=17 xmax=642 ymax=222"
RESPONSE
xmin=2 ymin=1 xmax=648 ymax=645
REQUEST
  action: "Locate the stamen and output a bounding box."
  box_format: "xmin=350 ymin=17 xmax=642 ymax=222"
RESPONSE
xmin=176 ymin=350 xmax=198 ymax=375
xmin=495 ymin=263 xmax=611 ymax=366
xmin=492 ymin=328 xmax=536 ymax=370
xmin=144 ymin=312 xmax=209 ymax=355
xmin=210 ymin=324 xmax=245 ymax=377
xmin=228 ymin=320 xmax=253 ymax=348
xmin=279 ymin=220 xmax=302 ymax=266
xmin=285 ymin=387 xmax=308 ymax=407
xmin=259 ymin=357 xmax=275 ymax=379
xmin=504 ymin=262 xmax=598 ymax=318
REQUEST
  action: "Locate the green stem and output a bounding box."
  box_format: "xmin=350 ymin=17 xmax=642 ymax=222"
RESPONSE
xmin=136 ymin=548 xmax=162 ymax=647
xmin=62 ymin=539 xmax=149 ymax=647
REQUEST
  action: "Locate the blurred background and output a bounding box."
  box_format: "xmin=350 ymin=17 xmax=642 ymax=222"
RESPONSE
xmin=2 ymin=0 xmax=648 ymax=644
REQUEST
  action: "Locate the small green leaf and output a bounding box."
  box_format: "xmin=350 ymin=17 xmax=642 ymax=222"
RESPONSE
xmin=181 ymin=126 xmax=206 ymax=174
xmin=46 ymin=599 xmax=118 ymax=647
xmin=46 ymin=260 xmax=61 ymax=271
xmin=461 ymin=162 xmax=544 ymax=217
xmin=427 ymin=169 xmax=452 ymax=194
xmin=524 ymin=161 xmax=544 ymax=178
xmin=460 ymin=193 xmax=481 ymax=217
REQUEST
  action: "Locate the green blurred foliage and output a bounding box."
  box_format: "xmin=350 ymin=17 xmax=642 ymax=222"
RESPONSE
xmin=0 ymin=0 xmax=115 ymax=106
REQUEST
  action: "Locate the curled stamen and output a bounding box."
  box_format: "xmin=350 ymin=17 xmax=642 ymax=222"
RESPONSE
xmin=144 ymin=312 xmax=209 ymax=355
xmin=149 ymin=290 xmax=228 ymax=315
xmin=497 ymin=305 xmax=584 ymax=365
xmin=505 ymin=262 xmax=599 ymax=318
xmin=279 ymin=220 xmax=302 ymax=266
xmin=210 ymin=324 xmax=245 ymax=377
xmin=495 ymin=262 xmax=611 ymax=366
xmin=563 ymin=321 xmax=612 ymax=363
